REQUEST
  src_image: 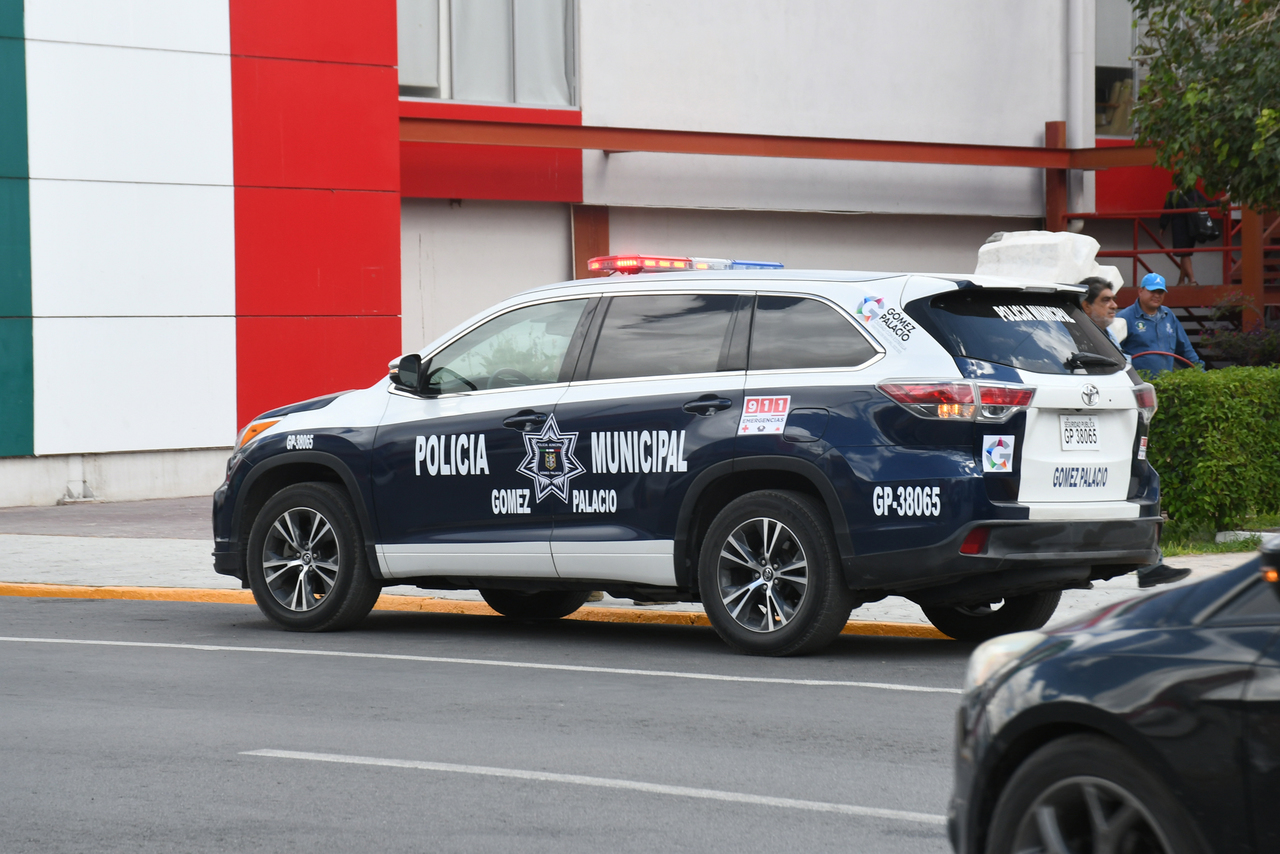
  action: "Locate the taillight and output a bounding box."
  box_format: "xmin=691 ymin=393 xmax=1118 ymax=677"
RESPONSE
xmin=977 ymin=384 xmax=1035 ymax=422
xmin=877 ymin=382 xmax=975 ymax=420
xmin=1133 ymin=384 xmax=1157 ymax=423
xmin=877 ymin=381 xmax=1033 ymax=422
xmin=960 ymin=526 xmax=990 ymax=555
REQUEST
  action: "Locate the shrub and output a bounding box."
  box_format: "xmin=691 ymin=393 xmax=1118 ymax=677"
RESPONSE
xmin=1199 ymin=326 xmax=1280 ymax=366
xmin=1148 ymin=366 xmax=1280 ymax=537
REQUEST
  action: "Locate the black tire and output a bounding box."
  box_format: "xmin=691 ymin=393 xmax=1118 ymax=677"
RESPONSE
xmin=698 ymin=490 xmax=856 ymax=656
xmin=986 ymin=734 xmax=1208 ymax=854
xmin=921 ymin=590 xmax=1060 ymax=642
xmin=479 ymin=589 xmax=591 ymax=619
xmin=246 ymin=482 xmax=380 ymax=632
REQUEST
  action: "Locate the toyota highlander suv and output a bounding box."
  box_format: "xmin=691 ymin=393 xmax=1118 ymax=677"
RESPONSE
xmin=213 ymin=255 xmax=1160 ymax=656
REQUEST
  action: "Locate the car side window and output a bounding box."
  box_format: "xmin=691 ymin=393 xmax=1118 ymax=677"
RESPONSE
xmin=1209 ymin=579 xmax=1280 ymax=624
xmin=427 ymin=299 xmax=589 ymax=394
xmin=749 ymin=295 xmax=879 ymax=371
xmin=586 ymin=294 xmax=739 ymax=381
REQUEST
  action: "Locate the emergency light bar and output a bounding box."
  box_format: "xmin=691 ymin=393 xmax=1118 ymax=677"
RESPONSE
xmin=587 ymin=254 xmax=784 ymax=275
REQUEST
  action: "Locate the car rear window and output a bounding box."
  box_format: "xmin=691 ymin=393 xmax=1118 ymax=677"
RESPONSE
xmin=749 ymin=296 xmax=879 ymax=371
xmin=905 ymin=289 xmax=1124 ymax=375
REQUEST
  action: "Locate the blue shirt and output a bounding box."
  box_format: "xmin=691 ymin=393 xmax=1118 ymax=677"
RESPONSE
xmin=1117 ymin=302 xmax=1204 ymax=375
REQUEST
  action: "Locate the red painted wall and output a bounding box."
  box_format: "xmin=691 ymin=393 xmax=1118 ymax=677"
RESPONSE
xmin=1094 ymin=138 xmax=1176 ymax=213
xmin=230 ymin=0 xmax=402 ymax=427
xmin=399 ymin=101 xmax=583 ymax=202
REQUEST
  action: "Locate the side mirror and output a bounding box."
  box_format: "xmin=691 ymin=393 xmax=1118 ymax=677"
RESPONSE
xmin=393 ymin=354 xmax=423 ymax=392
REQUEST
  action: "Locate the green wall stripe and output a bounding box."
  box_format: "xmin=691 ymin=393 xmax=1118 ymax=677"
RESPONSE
xmin=0 ymin=0 xmax=32 ymax=456
xmin=0 ymin=177 xmax=31 ymax=316
xmin=0 ymin=317 xmax=33 ymax=456
xmin=0 ymin=0 xmax=20 ymax=40
xmin=0 ymin=34 xmax=28 ymax=178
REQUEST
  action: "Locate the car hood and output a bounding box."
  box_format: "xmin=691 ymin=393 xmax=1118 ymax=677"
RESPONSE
xmin=1048 ymin=555 xmax=1264 ymax=635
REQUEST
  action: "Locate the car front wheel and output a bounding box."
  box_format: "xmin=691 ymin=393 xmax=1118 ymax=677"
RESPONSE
xmin=986 ymin=734 xmax=1207 ymax=854
xmin=699 ymin=490 xmax=856 ymax=656
xmin=246 ymin=482 xmax=380 ymax=631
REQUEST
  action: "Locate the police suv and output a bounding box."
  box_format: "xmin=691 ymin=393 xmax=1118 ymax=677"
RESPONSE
xmin=213 ymin=254 xmax=1161 ymax=656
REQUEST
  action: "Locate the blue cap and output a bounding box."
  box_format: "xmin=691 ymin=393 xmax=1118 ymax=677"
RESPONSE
xmin=1140 ymin=273 xmax=1168 ymax=291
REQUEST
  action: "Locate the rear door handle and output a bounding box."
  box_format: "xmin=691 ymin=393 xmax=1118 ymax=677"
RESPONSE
xmin=503 ymin=410 xmax=549 ymax=431
xmin=683 ymin=395 xmax=733 ymax=416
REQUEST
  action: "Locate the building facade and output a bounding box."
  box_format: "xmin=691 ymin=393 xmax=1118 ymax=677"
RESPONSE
xmin=0 ymin=0 xmax=1162 ymax=505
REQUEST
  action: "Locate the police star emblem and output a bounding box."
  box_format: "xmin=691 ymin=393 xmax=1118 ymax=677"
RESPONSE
xmin=517 ymin=414 xmax=584 ymax=503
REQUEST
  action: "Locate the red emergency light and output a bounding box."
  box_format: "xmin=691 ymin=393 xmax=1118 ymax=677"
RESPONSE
xmin=588 ymin=254 xmax=693 ymax=274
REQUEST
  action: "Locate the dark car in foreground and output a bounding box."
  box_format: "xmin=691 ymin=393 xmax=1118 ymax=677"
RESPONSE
xmin=951 ymin=537 xmax=1280 ymax=854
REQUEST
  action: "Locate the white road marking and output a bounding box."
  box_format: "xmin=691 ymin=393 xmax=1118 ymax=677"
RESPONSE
xmin=0 ymin=636 xmax=961 ymax=694
xmin=242 ymin=748 xmax=947 ymax=826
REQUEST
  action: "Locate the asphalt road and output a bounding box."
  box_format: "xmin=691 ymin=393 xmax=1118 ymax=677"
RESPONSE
xmin=0 ymin=596 xmax=970 ymax=853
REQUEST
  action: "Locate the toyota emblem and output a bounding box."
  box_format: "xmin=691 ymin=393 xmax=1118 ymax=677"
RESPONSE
xmin=1081 ymin=384 xmax=1100 ymax=406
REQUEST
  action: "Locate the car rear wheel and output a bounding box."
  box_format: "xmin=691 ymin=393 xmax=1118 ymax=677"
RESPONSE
xmin=247 ymin=482 xmax=381 ymax=632
xmin=698 ymin=490 xmax=856 ymax=656
xmin=479 ymin=589 xmax=591 ymax=619
xmin=921 ymin=590 xmax=1060 ymax=642
xmin=986 ymin=734 xmax=1207 ymax=854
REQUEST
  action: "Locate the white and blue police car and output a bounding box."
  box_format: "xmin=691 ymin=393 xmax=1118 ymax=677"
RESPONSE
xmin=213 ymin=254 xmax=1161 ymax=656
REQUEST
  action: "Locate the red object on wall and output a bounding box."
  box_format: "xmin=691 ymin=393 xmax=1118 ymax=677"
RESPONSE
xmin=401 ymin=142 xmax=582 ymax=202
xmin=236 ymin=316 xmax=402 ymax=425
xmin=232 ymin=0 xmax=401 ymax=427
xmin=399 ymin=100 xmax=583 ymax=202
xmin=229 ymin=0 xmax=397 ymax=65
xmin=232 ymin=57 xmax=399 ymax=191
xmin=235 ymin=187 xmax=400 ymax=316
xmin=1094 ymin=138 xmax=1176 ymax=213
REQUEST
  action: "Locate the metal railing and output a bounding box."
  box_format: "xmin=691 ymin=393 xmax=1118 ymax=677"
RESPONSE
xmin=1074 ymin=206 xmax=1280 ymax=292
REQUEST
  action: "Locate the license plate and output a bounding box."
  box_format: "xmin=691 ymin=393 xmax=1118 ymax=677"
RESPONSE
xmin=1060 ymin=415 xmax=1099 ymax=450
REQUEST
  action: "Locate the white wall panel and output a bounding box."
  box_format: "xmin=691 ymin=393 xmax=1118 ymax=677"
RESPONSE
xmin=26 ymin=41 xmax=233 ymax=185
xmin=32 ymin=317 xmax=236 ymax=455
xmin=608 ymin=208 xmax=1030 ymax=278
xmin=401 ymin=200 xmax=571 ymax=352
xmin=583 ymin=151 xmax=1044 ymax=217
xmin=24 ymin=0 xmax=230 ymax=55
xmin=579 ymin=0 xmax=1068 ymax=216
xmin=581 ymin=0 xmax=1064 ymax=144
xmin=29 ymin=179 xmax=235 ymax=317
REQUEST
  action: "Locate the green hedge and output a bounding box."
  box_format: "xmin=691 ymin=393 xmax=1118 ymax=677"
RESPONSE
xmin=1148 ymin=366 xmax=1280 ymax=537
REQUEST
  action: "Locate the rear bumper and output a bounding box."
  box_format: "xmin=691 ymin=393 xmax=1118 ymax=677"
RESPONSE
xmin=845 ymin=516 xmax=1161 ymax=598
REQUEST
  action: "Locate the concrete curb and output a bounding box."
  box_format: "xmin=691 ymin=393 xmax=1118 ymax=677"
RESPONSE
xmin=0 ymin=582 xmax=949 ymax=640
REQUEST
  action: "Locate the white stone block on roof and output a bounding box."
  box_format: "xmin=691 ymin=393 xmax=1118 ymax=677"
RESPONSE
xmin=976 ymin=231 xmax=1125 ymax=291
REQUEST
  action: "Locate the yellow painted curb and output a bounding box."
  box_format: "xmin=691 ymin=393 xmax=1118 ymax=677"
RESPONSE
xmin=0 ymin=582 xmax=947 ymax=640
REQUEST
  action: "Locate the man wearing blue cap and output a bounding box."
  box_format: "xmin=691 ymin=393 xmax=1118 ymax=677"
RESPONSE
xmin=1117 ymin=273 xmax=1204 ymax=376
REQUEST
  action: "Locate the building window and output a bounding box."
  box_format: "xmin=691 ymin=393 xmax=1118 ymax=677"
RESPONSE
xmin=1095 ymin=0 xmax=1138 ymax=137
xmin=398 ymin=0 xmax=576 ymax=107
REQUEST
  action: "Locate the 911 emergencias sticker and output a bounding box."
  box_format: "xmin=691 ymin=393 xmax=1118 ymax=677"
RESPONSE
xmin=738 ymin=396 xmax=790 ymax=434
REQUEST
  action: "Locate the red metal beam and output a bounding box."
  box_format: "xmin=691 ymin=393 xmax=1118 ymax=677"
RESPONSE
xmin=1044 ymin=121 xmax=1068 ymax=231
xmin=399 ymin=117 xmax=1154 ymax=171
xmin=1241 ymin=208 xmax=1265 ymax=329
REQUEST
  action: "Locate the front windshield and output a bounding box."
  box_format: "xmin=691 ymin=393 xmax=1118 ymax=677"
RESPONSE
xmin=427 ymin=299 xmax=588 ymax=393
xmin=906 ymin=289 xmax=1124 ymax=375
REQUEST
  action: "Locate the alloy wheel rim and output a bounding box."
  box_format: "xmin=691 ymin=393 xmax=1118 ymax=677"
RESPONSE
xmin=1012 ymin=775 xmax=1173 ymax=854
xmin=261 ymin=507 xmax=341 ymax=611
xmin=716 ymin=516 xmax=808 ymax=633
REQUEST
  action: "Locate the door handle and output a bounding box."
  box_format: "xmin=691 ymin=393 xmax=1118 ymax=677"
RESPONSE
xmin=683 ymin=395 xmax=734 ymax=416
xmin=503 ymin=410 xmax=549 ymax=431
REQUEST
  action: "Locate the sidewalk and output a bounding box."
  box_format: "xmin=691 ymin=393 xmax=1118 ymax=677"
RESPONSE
xmin=0 ymin=497 xmax=1259 ymax=631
